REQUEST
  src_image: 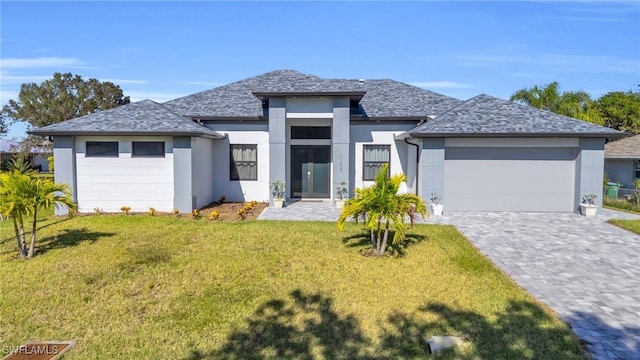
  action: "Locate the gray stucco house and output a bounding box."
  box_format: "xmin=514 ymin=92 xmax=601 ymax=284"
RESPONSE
xmin=31 ymin=70 xmax=624 ymax=214
xmin=605 ymin=134 xmax=640 ymax=189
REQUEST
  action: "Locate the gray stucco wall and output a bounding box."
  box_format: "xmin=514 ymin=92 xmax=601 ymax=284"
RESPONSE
xmin=419 ymin=138 xmax=445 ymax=206
xmin=575 ymin=138 xmax=606 ymax=209
xmin=191 ymin=137 xmax=216 ymax=209
xmin=605 ymin=158 xmax=635 ymax=188
xmin=53 ymin=136 xmax=76 ymax=215
xmin=269 ymin=98 xmax=286 ymax=205
xmin=332 ymin=97 xmax=350 ymax=203
xmin=173 ymin=136 xmax=194 ymax=212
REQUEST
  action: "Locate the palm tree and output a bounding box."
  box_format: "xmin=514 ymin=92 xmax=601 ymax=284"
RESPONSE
xmin=337 ymin=164 xmax=427 ymax=257
xmin=0 ymin=171 xmax=75 ymax=258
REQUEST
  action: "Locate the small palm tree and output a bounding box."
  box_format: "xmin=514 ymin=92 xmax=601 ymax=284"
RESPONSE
xmin=0 ymin=171 xmax=76 ymax=258
xmin=337 ymin=164 xmax=427 ymax=257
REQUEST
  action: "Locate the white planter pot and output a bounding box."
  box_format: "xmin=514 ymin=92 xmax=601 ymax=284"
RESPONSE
xmin=274 ymin=199 xmax=284 ymax=209
xmin=430 ymin=204 xmax=444 ymax=216
xmin=336 ymin=200 xmax=345 ymax=209
xmin=580 ymin=204 xmax=597 ymax=217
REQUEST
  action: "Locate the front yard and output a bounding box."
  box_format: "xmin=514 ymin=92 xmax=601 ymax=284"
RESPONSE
xmin=0 ymin=215 xmax=587 ymax=359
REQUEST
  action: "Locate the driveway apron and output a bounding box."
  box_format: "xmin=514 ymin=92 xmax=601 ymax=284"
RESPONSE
xmin=427 ymin=209 xmax=640 ymax=360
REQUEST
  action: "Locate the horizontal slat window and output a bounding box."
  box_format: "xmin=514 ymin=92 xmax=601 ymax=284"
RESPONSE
xmin=230 ymin=144 xmax=257 ymax=180
xmin=86 ymin=142 xmax=118 ymax=157
xmin=363 ymin=145 xmax=390 ymax=180
xmin=132 ymin=141 xmax=165 ymax=157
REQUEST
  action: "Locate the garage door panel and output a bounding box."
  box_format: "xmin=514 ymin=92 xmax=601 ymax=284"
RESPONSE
xmin=443 ymin=148 xmax=575 ymax=212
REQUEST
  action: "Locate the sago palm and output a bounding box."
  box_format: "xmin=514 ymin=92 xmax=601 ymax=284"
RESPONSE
xmin=337 ymin=164 xmax=426 ymax=256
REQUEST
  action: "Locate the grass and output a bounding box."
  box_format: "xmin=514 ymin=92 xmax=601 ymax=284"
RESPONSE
xmin=0 ymin=215 xmax=587 ymax=359
xmin=603 ymin=197 xmax=640 ymax=214
xmin=609 ymin=219 xmax=640 ymax=235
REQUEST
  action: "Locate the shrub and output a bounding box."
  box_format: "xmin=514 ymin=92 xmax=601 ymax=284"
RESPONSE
xmin=173 ymin=208 xmax=180 ymax=216
xmin=209 ymin=211 xmax=220 ymax=220
xmin=94 ymin=207 xmax=103 ymax=214
xmin=120 ymin=206 xmax=131 ymax=215
xmin=604 ymin=197 xmax=640 ymax=213
xmin=147 ymin=207 xmax=156 ymax=216
xmin=191 ymin=209 xmax=200 ymax=219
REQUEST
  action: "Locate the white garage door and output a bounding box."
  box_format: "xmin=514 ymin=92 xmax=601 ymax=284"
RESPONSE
xmin=443 ymin=147 xmax=576 ymax=212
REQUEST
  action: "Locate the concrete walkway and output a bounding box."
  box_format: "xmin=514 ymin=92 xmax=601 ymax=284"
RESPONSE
xmin=260 ymin=203 xmax=640 ymax=359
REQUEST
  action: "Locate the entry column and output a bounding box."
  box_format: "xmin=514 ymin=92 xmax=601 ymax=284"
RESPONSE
xmin=332 ymin=97 xmax=350 ymax=202
xmin=269 ymin=97 xmax=287 ymax=206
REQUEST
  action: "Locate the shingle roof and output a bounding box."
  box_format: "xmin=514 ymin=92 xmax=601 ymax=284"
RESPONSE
xmin=406 ymin=94 xmax=625 ymax=137
xmin=30 ymin=100 xmax=223 ymax=138
xmin=163 ymin=70 xmax=460 ymax=118
xmin=605 ymin=134 xmax=640 ymax=158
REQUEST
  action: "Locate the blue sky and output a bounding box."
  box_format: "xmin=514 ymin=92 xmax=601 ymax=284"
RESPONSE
xmin=1 ymin=1 xmax=639 ymax=139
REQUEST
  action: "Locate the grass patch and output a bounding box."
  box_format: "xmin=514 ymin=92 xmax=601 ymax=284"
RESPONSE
xmin=0 ymin=216 xmax=587 ymax=359
xmin=609 ymin=219 xmax=640 ymax=235
xmin=603 ymin=197 xmax=640 ymax=214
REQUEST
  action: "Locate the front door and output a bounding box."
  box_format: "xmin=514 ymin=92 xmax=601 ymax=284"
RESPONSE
xmin=291 ymin=145 xmax=330 ymax=198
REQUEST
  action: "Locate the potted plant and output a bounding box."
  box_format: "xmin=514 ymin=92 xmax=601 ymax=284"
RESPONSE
xmin=430 ymin=192 xmax=444 ymax=216
xmin=580 ymin=194 xmax=597 ymax=217
xmin=335 ymin=181 xmax=349 ymax=209
xmin=270 ymin=181 xmax=286 ymax=208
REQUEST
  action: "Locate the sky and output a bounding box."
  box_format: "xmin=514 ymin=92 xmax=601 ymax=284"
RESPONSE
xmin=1 ymin=1 xmax=639 ymax=139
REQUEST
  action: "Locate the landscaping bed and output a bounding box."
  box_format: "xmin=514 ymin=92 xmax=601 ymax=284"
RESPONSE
xmin=0 ymin=216 xmax=587 ymax=359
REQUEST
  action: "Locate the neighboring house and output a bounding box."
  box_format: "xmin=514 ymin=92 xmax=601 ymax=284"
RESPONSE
xmin=0 ymin=138 xmax=50 ymax=172
xmin=31 ymin=70 xmax=624 ymax=214
xmin=604 ymin=134 xmax=640 ymax=188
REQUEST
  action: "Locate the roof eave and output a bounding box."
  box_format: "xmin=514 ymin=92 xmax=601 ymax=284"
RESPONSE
xmin=252 ymin=91 xmax=366 ymax=102
xmin=29 ymin=130 xmax=226 ymax=139
xmin=407 ymin=132 xmax=626 ymax=138
xmin=604 ymin=155 xmax=640 ymax=159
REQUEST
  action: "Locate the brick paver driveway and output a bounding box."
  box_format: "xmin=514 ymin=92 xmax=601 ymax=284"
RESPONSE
xmin=428 ymin=209 xmax=640 ymax=360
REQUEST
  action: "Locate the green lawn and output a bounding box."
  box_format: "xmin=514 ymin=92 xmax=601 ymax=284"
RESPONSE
xmin=0 ymin=215 xmax=587 ymax=359
xmin=609 ymin=219 xmax=640 ymax=235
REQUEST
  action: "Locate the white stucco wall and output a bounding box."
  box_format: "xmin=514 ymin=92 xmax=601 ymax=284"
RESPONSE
xmin=206 ymin=124 xmax=270 ymax=202
xmin=75 ymin=136 xmax=174 ymax=212
xmin=350 ymin=123 xmax=416 ymax=193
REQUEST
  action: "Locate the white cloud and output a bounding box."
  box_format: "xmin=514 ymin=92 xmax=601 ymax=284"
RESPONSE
xmin=124 ymin=90 xmax=187 ymax=103
xmin=101 ymin=78 xmax=149 ymax=85
xmin=456 ymin=53 xmax=639 ymax=74
xmin=0 ymin=57 xmax=84 ymax=69
xmin=181 ymin=81 xmax=223 ymax=87
xmin=0 ymin=72 xmax=52 ymax=84
xmin=0 ymin=88 xmax=18 ymax=105
xmin=409 ymin=81 xmax=472 ymax=89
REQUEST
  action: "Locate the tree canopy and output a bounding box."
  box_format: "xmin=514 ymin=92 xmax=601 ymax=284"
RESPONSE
xmin=1 ymin=72 xmax=130 ymax=135
xmin=510 ymin=82 xmax=640 ymax=134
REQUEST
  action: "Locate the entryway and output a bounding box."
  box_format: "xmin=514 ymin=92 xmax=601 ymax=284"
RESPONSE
xmin=291 ymin=145 xmax=330 ymax=198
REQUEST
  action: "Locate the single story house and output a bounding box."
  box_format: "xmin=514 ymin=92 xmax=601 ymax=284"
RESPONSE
xmin=31 ymin=70 xmax=624 ymax=214
xmin=604 ymin=134 xmax=640 ymax=189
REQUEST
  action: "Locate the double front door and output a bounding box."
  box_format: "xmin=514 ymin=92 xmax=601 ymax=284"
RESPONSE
xmin=291 ymin=145 xmax=330 ymax=198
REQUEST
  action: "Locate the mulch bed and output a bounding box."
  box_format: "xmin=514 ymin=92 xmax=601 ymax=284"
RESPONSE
xmin=197 ymin=201 xmax=268 ymax=221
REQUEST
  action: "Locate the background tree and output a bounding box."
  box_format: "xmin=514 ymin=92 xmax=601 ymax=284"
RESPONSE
xmin=1 ymin=72 xmax=130 ymax=151
xmin=510 ymin=82 xmax=602 ymax=125
xmin=337 ymin=164 xmax=426 ymax=257
xmin=596 ymin=91 xmax=640 ymax=134
xmin=2 ymin=72 xmax=130 ymax=129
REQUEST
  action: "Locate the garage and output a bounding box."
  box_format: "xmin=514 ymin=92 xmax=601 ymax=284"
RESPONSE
xmin=443 ymin=146 xmax=576 ymax=212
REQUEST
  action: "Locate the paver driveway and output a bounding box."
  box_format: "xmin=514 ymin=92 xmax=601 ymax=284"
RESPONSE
xmin=427 ymin=209 xmax=640 ymax=360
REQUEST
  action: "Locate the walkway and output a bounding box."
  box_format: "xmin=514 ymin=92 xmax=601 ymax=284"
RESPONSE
xmin=260 ymin=203 xmax=640 ymax=359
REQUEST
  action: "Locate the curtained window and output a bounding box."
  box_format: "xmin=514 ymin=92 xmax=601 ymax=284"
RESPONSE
xmin=230 ymin=144 xmax=257 ymax=180
xmin=363 ymin=145 xmax=390 ymax=180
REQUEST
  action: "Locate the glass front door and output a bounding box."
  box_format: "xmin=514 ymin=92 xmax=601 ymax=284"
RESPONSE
xmin=291 ymin=145 xmax=330 ymax=198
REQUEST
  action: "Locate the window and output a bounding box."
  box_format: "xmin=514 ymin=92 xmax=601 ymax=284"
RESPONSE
xmin=230 ymin=144 xmax=257 ymax=180
xmin=636 ymin=161 xmax=640 ymax=179
xmin=132 ymin=141 xmax=165 ymax=157
xmin=291 ymin=126 xmax=331 ymax=139
xmin=363 ymin=145 xmax=390 ymax=180
xmin=86 ymin=141 xmax=118 ymax=157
